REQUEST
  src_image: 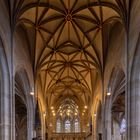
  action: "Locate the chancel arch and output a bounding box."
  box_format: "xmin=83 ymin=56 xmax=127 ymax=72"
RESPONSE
xmin=51 ymin=97 xmax=82 ymax=133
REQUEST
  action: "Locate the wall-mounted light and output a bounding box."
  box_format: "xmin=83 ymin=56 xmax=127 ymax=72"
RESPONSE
xmin=43 ymin=112 xmax=46 ymax=117
xmin=107 ymin=92 xmax=111 ymax=96
xmin=30 ymin=87 xmax=34 ymax=96
xmin=107 ymin=87 xmax=111 ymax=96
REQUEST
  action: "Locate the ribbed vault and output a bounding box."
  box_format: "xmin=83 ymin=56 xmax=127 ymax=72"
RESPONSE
xmin=13 ymin=0 xmax=127 ymax=117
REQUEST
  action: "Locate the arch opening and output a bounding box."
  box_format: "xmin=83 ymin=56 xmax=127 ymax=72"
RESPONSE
xmin=15 ymin=94 xmax=27 ymax=140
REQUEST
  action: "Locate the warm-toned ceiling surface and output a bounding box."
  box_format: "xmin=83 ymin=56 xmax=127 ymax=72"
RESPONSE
xmin=14 ymin=0 xmax=127 ymax=112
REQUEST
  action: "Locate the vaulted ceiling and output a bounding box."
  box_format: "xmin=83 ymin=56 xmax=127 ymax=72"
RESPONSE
xmin=13 ymin=0 xmax=127 ymax=115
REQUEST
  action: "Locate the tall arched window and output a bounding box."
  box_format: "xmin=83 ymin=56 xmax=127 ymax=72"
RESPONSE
xmin=74 ymin=119 xmax=80 ymax=132
xmin=65 ymin=120 xmax=71 ymax=133
xmin=120 ymin=118 xmax=126 ymax=134
xmin=56 ymin=119 xmax=61 ymax=133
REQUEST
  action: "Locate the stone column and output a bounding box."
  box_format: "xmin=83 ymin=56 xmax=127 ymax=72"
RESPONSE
xmin=103 ymin=97 xmax=112 ymax=140
xmin=0 ymin=45 xmax=12 ymax=140
xmin=127 ymin=77 xmax=140 ymax=140
xmin=127 ymin=35 xmax=140 ymax=140
xmin=27 ymin=98 xmax=34 ymax=140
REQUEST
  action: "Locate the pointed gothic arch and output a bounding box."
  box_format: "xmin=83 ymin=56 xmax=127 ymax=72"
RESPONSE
xmin=14 ymin=68 xmax=34 ymax=140
xmin=104 ymin=66 xmax=125 ymax=140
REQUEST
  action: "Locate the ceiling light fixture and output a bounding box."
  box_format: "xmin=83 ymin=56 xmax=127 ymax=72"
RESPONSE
xmin=84 ymin=105 xmax=88 ymax=109
xmin=51 ymin=106 xmax=54 ymax=110
xmin=75 ymin=112 xmax=78 ymax=116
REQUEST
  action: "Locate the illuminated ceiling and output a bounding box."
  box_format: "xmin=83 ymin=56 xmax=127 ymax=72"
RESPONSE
xmin=14 ymin=0 xmax=127 ymax=114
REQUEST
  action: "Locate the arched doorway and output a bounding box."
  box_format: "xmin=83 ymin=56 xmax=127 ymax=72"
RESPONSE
xmin=15 ymin=94 xmax=27 ymax=140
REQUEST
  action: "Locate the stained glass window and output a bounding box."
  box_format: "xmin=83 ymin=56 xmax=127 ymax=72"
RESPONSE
xmin=56 ymin=119 xmax=61 ymax=133
xmin=74 ymin=119 xmax=80 ymax=132
xmin=65 ymin=120 xmax=71 ymax=133
xmin=120 ymin=118 xmax=126 ymax=134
